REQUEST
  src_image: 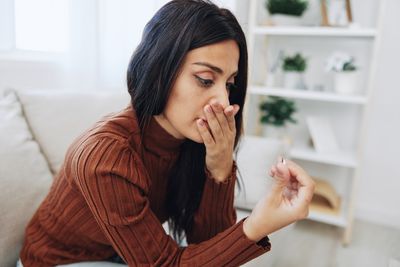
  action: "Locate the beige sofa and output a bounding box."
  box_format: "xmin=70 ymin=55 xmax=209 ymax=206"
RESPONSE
xmin=0 ymin=88 xmax=283 ymax=267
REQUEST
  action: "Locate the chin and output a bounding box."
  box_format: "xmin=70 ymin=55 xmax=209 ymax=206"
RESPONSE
xmin=186 ymin=130 xmax=204 ymax=144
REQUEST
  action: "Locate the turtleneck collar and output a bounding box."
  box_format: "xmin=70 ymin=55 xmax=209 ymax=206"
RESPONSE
xmin=142 ymin=115 xmax=185 ymax=158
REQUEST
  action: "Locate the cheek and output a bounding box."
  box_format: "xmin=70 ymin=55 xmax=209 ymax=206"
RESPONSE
xmin=167 ymin=78 xmax=204 ymax=121
xmin=165 ymin=101 xmax=198 ymax=128
xmin=164 ymin=106 xmax=204 ymax=143
xmin=164 ymin=76 xmax=208 ymax=142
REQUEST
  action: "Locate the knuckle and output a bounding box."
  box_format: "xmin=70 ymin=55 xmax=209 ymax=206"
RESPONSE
xmin=208 ymin=141 xmax=216 ymax=147
xmin=214 ymin=127 xmax=222 ymax=135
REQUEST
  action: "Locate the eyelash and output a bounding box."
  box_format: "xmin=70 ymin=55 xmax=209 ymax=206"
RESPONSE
xmin=195 ymin=75 xmax=237 ymax=91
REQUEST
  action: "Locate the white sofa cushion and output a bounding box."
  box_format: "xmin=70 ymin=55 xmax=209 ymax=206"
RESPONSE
xmin=16 ymin=90 xmax=130 ymax=174
xmin=235 ymin=135 xmax=285 ymax=208
xmin=0 ymin=89 xmax=53 ymax=267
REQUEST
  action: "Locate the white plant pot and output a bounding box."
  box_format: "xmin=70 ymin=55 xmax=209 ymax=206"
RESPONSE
xmin=284 ymin=71 xmax=303 ymax=89
xmin=334 ymin=72 xmax=359 ymax=95
xmin=270 ymin=14 xmax=303 ymax=26
xmin=262 ymin=125 xmax=287 ymax=140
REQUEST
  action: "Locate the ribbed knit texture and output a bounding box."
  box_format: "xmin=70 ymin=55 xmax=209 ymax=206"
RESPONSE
xmin=20 ymin=104 xmax=271 ymax=266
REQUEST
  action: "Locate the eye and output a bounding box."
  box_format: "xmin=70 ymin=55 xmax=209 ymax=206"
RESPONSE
xmin=195 ymin=75 xmax=214 ymax=88
xmin=226 ymin=83 xmax=237 ymax=91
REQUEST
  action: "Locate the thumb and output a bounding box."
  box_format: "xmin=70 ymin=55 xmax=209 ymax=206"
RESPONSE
xmin=268 ymin=163 xmax=290 ymax=195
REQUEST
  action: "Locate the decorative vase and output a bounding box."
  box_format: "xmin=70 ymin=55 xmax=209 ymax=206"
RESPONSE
xmin=334 ymin=71 xmax=359 ymax=95
xmin=270 ymin=14 xmax=303 ymax=26
xmin=284 ymin=71 xmax=304 ymax=89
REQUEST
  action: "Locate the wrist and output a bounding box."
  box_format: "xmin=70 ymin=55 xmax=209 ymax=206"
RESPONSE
xmin=206 ymin=161 xmax=236 ymax=182
xmin=213 ymin=170 xmax=231 ymax=182
xmin=243 ymin=216 xmax=263 ymax=242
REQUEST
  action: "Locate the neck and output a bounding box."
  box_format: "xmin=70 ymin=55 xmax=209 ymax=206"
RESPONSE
xmin=153 ymin=114 xmax=185 ymax=140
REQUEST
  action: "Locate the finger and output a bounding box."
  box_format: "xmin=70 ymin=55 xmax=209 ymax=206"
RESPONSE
xmin=290 ymin=181 xmax=299 ymax=190
xmin=286 ymin=160 xmax=315 ymax=203
xmin=224 ymin=104 xmax=240 ymax=132
xmin=211 ymin=102 xmax=230 ymax=136
xmin=269 ymin=165 xmax=277 ymax=177
xmin=270 ymin=164 xmax=288 ymax=188
xmin=224 ymin=105 xmax=235 ymax=131
xmin=275 ymin=162 xmax=291 ymax=183
xmin=233 ymin=104 xmax=240 ymax=115
xmin=196 ymin=118 xmax=215 ymax=147
xmin=286 ymin=160 xmax=314 ymax=187
xmin=204 ymin=104 xmax=224 ymax=142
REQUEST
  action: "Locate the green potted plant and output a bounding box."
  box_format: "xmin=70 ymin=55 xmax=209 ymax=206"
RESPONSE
xmin=265 ymin=0 xmax=309 ymax=26
xmin=259 ymin=96 xmax=297 ymax=139
xmin=282 ymin=53 xmax=307 ymax=89
xmin=325 ymin=52 xmax=360 ymax=95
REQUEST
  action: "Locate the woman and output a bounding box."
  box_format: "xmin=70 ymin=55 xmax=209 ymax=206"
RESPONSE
xmin=19 ymin=0 xmax=315 ymax=266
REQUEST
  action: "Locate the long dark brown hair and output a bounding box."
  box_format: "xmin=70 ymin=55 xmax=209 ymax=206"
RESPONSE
xmin=126 ymin=0 xmax=248 ymax=244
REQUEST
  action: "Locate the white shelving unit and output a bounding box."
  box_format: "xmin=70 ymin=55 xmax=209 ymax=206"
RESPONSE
xmin=253 ymin=26 xmax=377 ymax=37
xmin=289 ymin=145 xmax=358 ymax=168
xmin=249 ymin=86 xmax=368 ymax=104
xmin=243 ymin=0 xmax=385 ymax=245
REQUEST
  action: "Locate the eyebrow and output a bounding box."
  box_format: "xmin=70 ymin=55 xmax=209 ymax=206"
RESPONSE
xmin=193 ymin=62 xmax=238 ymax=78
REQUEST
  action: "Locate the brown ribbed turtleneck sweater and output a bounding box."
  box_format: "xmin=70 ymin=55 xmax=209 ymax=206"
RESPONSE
xmin=20 ymin=105 xmax=271 ymax=266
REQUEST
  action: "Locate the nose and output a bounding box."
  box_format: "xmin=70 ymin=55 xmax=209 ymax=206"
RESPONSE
xmin=211 ymin=85 xmax=230 ymax=108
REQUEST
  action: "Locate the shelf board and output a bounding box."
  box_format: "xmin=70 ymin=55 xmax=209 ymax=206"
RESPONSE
xmin=253 ymin=26 xmax=377 ymax=38
xmin=307 ymin=197 xmax=348 ymax=227
xmin=289 ymin=145 xmax=358 ymax=168
xmin=235 ymin=198 xmax=348 ymax=228
xmin=249 ymin=86 xmax=367 ymax=104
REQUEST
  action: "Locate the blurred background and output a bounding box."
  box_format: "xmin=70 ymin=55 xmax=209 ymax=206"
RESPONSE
xmin=0 ymin=0 xmax=399 ymax=266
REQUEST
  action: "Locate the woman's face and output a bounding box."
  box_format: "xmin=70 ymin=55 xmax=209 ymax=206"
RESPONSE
xmin=154 ymin=39 xmax=240 ymax=143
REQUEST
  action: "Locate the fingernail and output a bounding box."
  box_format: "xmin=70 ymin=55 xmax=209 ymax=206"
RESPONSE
xmin=234 ymin=105 xmax=240 ymax=114
xmin=225 ymin=106 xmax=234 ymax=114
xmin=205 ymin=105 xmax=212 ymax=113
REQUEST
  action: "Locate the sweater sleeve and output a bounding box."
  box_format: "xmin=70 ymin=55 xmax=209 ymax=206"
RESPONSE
xmin=185 ymin=161 xmax=239 ymax=244
xmin=72 ymin=136 xmax=271 ymax=266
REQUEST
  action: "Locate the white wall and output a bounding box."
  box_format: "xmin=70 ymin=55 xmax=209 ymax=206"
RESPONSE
xmin=354 ymin=0 xmax=400 ymax=229
xmin=96 ymin=0 xmax=159 ymax=90
xmin=0 ymin=0 xmax=240 ymax=92
xmin=0 ymin=0 xmax=99 ymax=91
